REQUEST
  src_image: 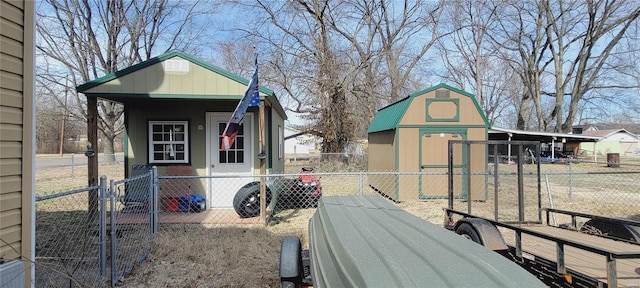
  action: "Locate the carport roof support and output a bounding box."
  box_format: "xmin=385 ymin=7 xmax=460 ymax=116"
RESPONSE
xmin=489 ymin=127 xmax=601 ymax=142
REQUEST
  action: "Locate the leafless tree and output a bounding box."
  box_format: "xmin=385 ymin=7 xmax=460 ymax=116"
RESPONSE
xmin=486 ymin=0 xmax=639 ymax=132
xmin=227 ymin=0 xmax=452 ymax=150
xmin=36 ymin=0 xmax=216 ymax=162
xmin=437 ymin=0 xmax=511 ymax=124
xmin=541 ymin=0 xmax=640 ymax=132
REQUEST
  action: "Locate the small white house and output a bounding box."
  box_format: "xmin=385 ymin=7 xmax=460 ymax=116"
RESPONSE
xmin=579 ymin=128 xmax=639 ymax=155
xmin=284 ymin=127 xmax=320 ymax=160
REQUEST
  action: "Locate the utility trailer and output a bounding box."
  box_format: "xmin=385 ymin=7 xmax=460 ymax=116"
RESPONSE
xmin=445 ymin=208 xmax=640 ymax=287
xmin=279 ymin=195 xmax=547 ymax=288
xmin=444 ymin=140 xmax=640 ymax=287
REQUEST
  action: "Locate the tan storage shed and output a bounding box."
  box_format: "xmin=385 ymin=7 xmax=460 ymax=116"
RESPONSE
xmin=367 ymin=83 xmax=490 ymax=201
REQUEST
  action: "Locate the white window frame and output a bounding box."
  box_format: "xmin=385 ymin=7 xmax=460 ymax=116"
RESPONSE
xmin=148 ymin=120 xmax=189 ymax=164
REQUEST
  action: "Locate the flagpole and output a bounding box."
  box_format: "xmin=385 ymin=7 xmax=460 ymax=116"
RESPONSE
xmin=259 ymin=99 xmax=267 ymax=224
xmin=254 ymin=50 xmax=267 ymax=224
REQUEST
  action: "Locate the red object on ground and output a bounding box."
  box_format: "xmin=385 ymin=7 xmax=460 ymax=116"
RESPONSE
xmin=166 ymin=198 xmax=179 ymax=212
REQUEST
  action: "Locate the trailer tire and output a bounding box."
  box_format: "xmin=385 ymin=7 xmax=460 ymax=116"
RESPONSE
xmin=456 ymin=222 xmax=482 ymax=244
xmin=279 ymin=236 xmax=304 ymax=288
xmin=232 ymin=182 xmax=272 ymax=218
xmin=454 ymin=218 xmax=508 ymax=251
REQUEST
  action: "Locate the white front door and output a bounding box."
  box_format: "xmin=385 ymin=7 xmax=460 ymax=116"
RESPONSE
xmin=206 ymin=112 xmax=254 ymax=208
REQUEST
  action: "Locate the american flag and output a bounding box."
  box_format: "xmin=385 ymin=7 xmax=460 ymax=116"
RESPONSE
xmin=221 ymin=58 xmax=260 ymax=151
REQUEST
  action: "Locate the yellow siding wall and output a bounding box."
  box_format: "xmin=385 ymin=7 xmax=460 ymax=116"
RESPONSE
xmin=400 ymin=89 xmax=486 ymax=126
xmin=368 ymin=130 xmax=396 ymax=197
xmin=368 ymin=130 xmax=396 ymax=171
xmin=84 ymin=56 xmax=248 ymax=96
xmin=397 ymin=128 xmax=420 ymax=201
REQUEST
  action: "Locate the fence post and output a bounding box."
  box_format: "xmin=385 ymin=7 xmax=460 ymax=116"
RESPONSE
xmin=151 ymin=166 xmax=158 ymax=235
xmin=358 ymin=172 xmax=364 ymax=196
xmin=568 ymin=160 xmax=573 ymax=199
xmin=99 ymin=176 xmax=107 ymax=280
xmin=110 ymin=179 xmax=118 ymax=287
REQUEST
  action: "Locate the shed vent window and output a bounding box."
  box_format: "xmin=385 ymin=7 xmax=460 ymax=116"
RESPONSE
xmin=148 ymin=121 xmax=189 ymax=164
xmin=164 ymin=59 xmax=190 ymax=72
xmin=435 ymin=90 xmax=450 ymax=98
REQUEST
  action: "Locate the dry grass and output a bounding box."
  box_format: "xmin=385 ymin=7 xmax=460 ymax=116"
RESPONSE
xmin=122 ymin=227 xmax=287 ymax=287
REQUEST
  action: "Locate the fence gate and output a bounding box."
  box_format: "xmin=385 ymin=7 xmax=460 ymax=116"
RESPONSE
xmin=448 ymin=140 xmax=542 ymax=223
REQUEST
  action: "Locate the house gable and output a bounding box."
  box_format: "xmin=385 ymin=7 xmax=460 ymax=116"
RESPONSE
xmin=76 ymin=50 xmax=286 ymax=120
xmin=77 ymin=50 xmax=274 ymax=96
xmin=367 ymin=83 xmax=490 ymax=134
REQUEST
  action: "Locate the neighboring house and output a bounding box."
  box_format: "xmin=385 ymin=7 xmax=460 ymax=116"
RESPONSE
xmin=284 ymin=127 xmax=320 ymax=159
xmin=76 ymin=50 xmax=287 ymax=209
xmin=579 ymin=128 xmax=639 ymax=155
xmin=0 ymin=1 xmax=35 ymax=287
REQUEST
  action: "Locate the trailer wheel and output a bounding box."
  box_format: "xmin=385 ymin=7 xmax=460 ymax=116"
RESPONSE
xmin=279 ymin=236 xmax=304 ymax=288
xmin=455 ymin=222 xmax=482 ymax=244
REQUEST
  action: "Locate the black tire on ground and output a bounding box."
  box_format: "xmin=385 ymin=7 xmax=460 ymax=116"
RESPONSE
xmin=455 ymin=222 xmax=483 ymax=245
xmin=279 ymin=236 xmax=303 ymax=288
xmin=232 ymin=182 xmax=272 ymax=218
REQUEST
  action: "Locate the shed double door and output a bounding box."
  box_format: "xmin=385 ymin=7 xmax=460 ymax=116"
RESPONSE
xmin=419 ymin=131 xmax=464 ymax=198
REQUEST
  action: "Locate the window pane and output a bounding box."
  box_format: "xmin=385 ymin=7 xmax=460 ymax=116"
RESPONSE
xmin=229 ymin=152 xmax=236 ymax=163
xmin=219 ymin=123 xmax=226 ymax=135
xmin=219 ymin=151 xmax=227 ymax=163
xmin=237 ymin=137 xmax=244 ymax=149
xmin=149 ymin=121 xmax=189 ymax=164
xmin=238 ymin=124 xmax=244 ymax=135
xmin=237 ymin=151 xmax=244 ymax=163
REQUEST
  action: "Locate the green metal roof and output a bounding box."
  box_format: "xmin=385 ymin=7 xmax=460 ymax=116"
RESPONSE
xmin=366 ymin=96 xmax=411 ymax=133
xmin=367 ymin=83 xmax=490 ymax=133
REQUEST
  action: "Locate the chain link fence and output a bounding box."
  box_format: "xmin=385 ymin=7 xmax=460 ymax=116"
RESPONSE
xmin=35 ymin=167 xmax=156 ymax=287
xmin=446 ymin=140 xmax=640 ymax=227
xmin=32 ymin=151 xmax=640 ymax=286
xmin=35 ymin=185 xmax=103 ymax=287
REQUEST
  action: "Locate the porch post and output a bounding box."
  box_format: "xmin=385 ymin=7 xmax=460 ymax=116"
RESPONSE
xmin=259 ymin=101 xmax=267 ymax=224
xmin=87 ymin=96 xmax=99 ymax=224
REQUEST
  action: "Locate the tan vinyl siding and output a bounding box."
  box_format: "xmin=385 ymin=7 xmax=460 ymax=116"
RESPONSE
xmin=0 ymin=88 xmax=23 ymax=108
xmin=0 ymin=191 xmax=22 ymax=211
xmin=0 ymin=105 xmax=23 ymax=124
xmin=1 ymin=0 xmax=32 ymax=272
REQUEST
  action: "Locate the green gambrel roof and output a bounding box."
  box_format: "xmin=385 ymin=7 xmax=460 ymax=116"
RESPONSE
xmin=76 ymin=49 xmax=274 ymax=95
xmin=367 ymin=83 xmax=490 ymax=133
xmin=367 ymin=96 xmax=411 ymax=134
